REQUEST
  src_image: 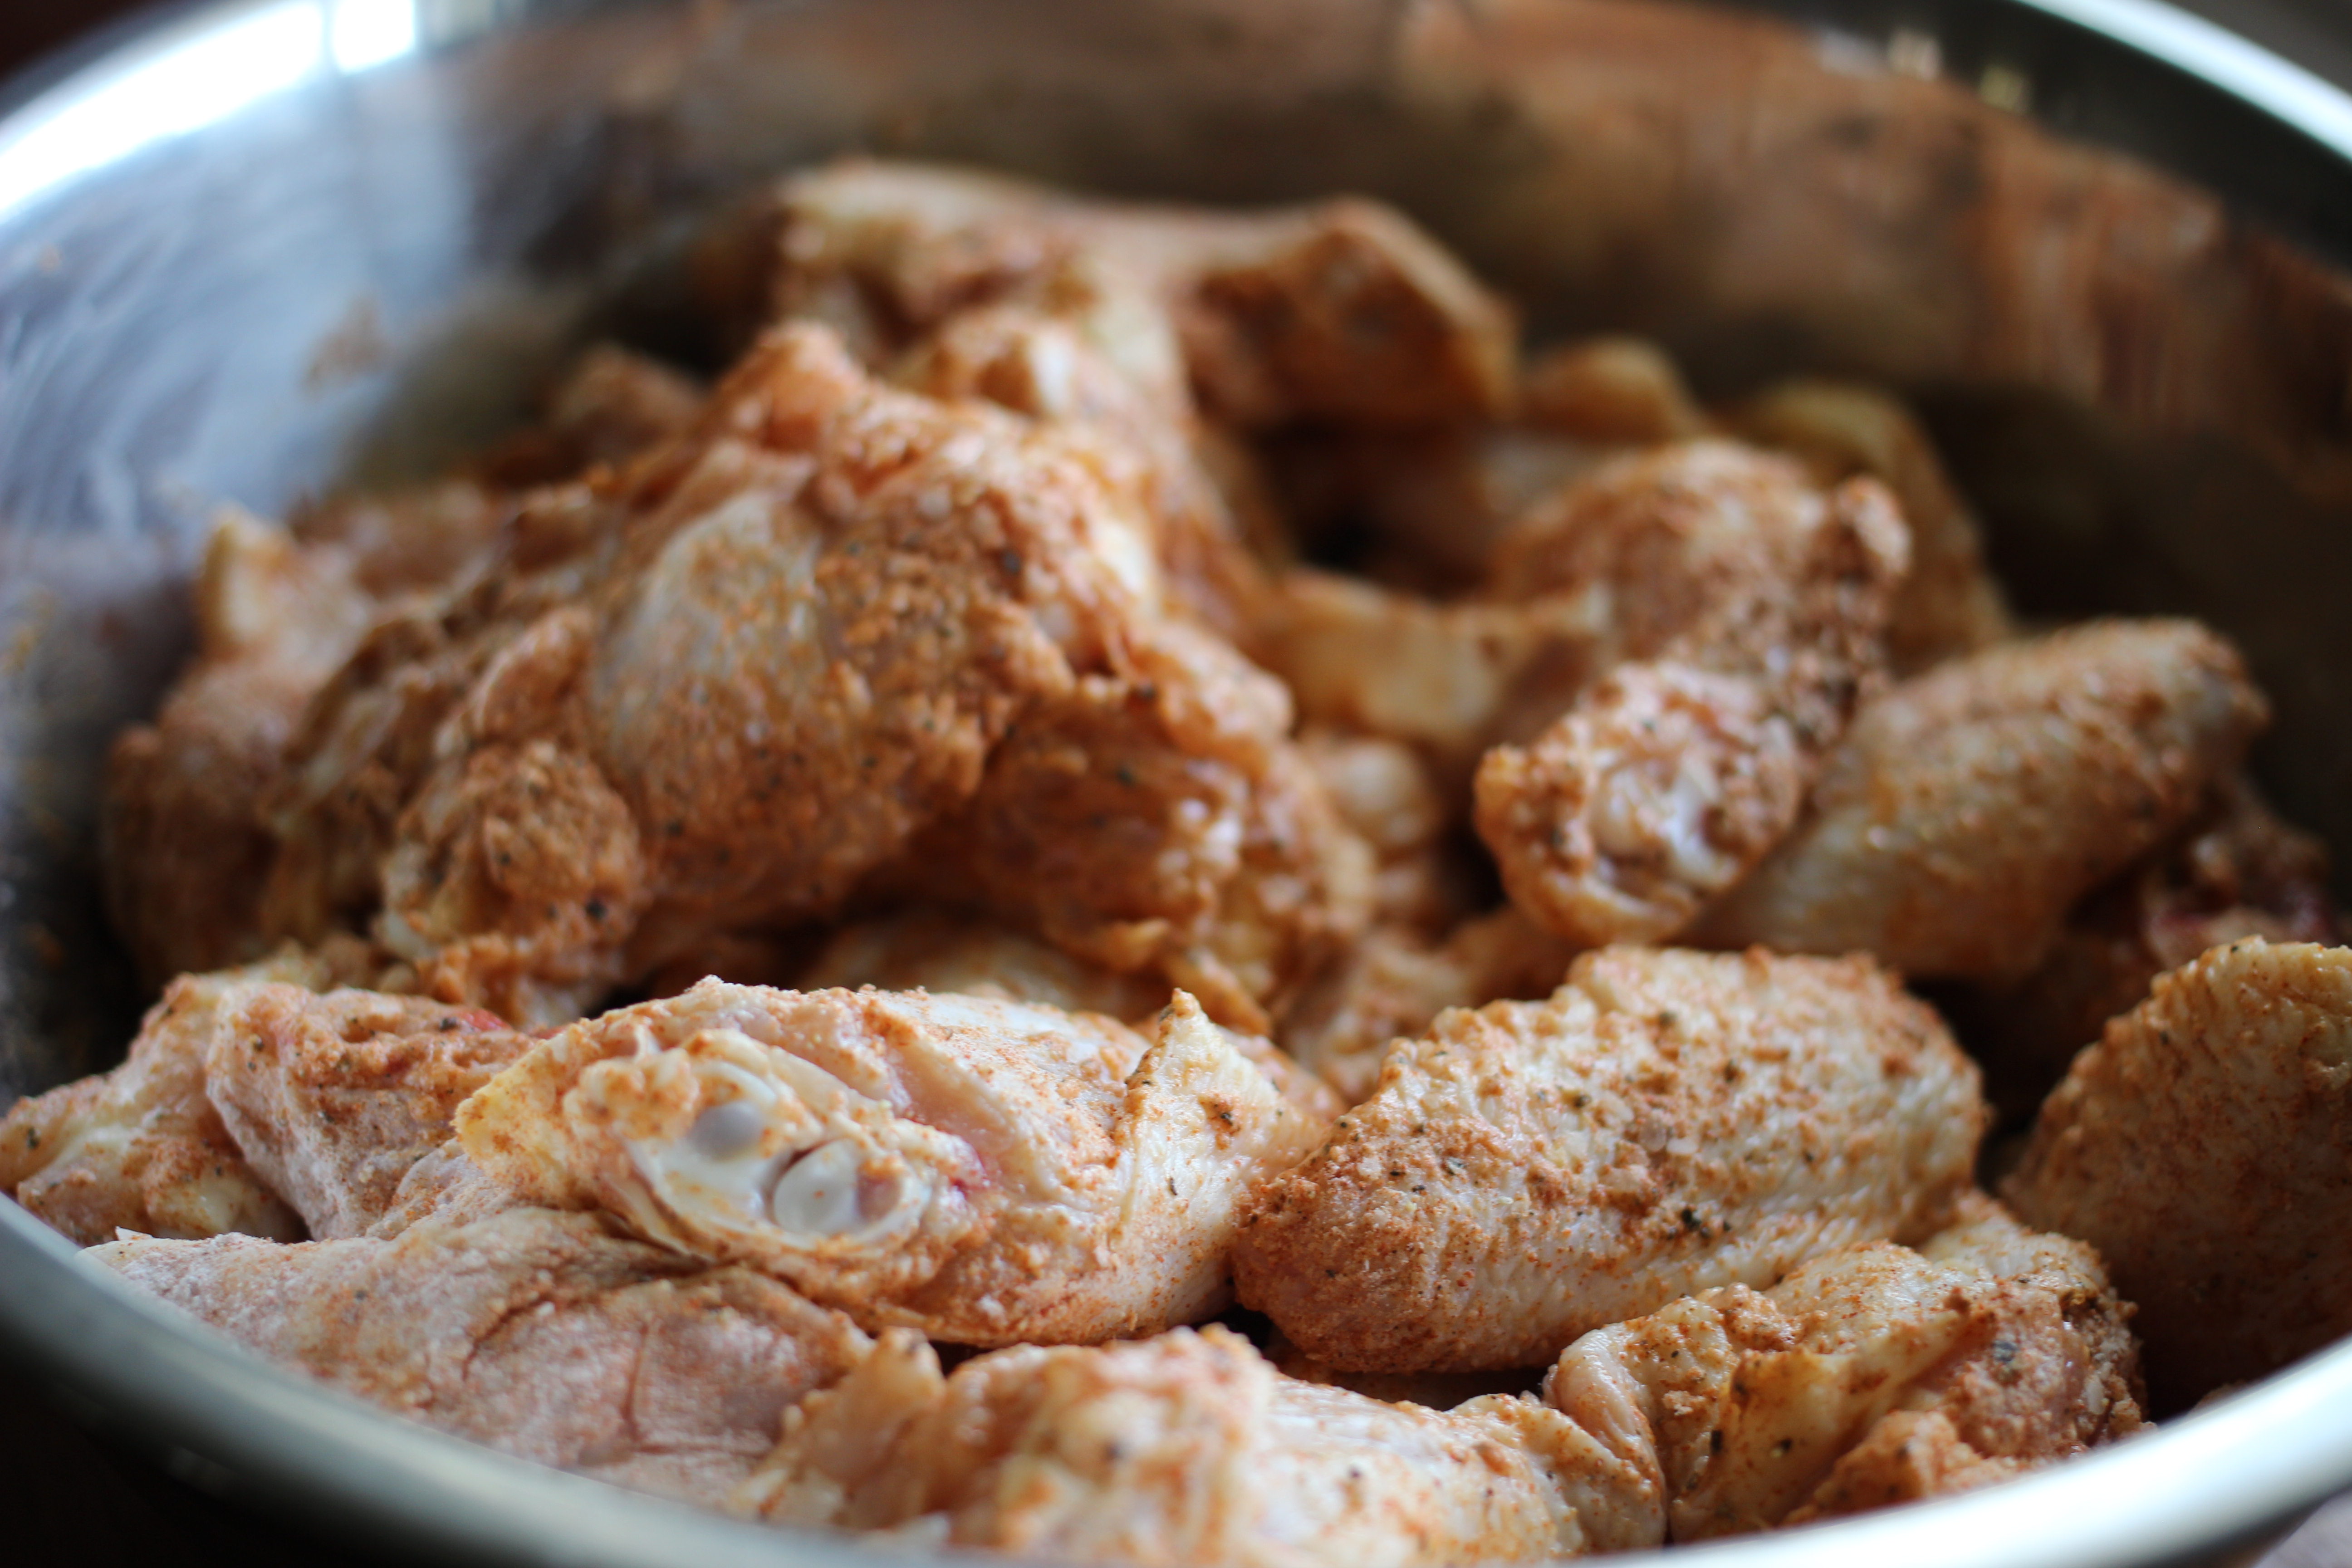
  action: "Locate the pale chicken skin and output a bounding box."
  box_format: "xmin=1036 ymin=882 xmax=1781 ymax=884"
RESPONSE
xmin=1474 ymin=442 xmax=1910 ymax=947
xmin=454 ymin=980 xmax=1331 ymax=1346
xmin=1235 ymin=946 xmax=1985 ymax=1372
xmin=2004 ymin=939 xmax=2352 ymax=1408
xmin=1697 ymin=619 xmax=2267 ymax=981
xmin=794 ymin=915 xmax=1342 ymax=1125
xmin=1 ymin=963 xmax=524 ymax=1245
xmin=1545 ymin=1198 xmax=2144 ymax=1542
xmin=733 ymin=1324 xmax=1655 ymax=1564
xmin=203 ymin=984 xmax=536 ymax=1238
xmin=88 ymin=1207 xmax=870 ymax=1509
xmin=2 ymin=965 xmax=315 ymax=1245
xmin=255 ymin=324 xmax=1369 ymax=1027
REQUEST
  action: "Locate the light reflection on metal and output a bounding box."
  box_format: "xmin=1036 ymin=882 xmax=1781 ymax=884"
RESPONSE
xmin=0 ymin=0 xmax=419 ymax=220
xmin=331 ymin=0 xmax=419 ymax=73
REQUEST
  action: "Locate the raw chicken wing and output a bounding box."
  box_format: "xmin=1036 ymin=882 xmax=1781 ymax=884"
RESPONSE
xmin=455 ymin=980 xmax=1330 ymax=1344
xmin=203 ymin=984 xmax=534 ymax=1238
xmin=760 ymin=158 xmax=1516 ymax=431
xmin=733 ymin=1324 xmax=1654 ymax=1564
xmin=255 ymin=325 xmax=1368 ymax=1025
xmin=90 ymin=1207 xmax=868 ymax=1509
xmin=1545 ymin=1197 xmax=2144 ymax=1541
xmin=1475 ymin=441 xmax=1909 ymax=946
xmin=1727 ymin=378 xmax=2012 ymax=673
xmin=3 ymin=964 xmax=318 ymax=1244
xmin=1235 ymin=946 xmax=1984 ymax=1371
xmin=2003 ymin=938 xmax=2352 ymax=1406
xmin=1697 ymin=619 xmax=2267 ymax=980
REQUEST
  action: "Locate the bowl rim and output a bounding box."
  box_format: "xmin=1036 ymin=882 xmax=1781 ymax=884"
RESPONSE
xmin=4 ymin=1 xmax=2352 ymax=1564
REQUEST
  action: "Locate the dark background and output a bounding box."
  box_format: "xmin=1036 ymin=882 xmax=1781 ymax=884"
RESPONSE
xmin=8 ymin=0 xmax=2352 ymax=1564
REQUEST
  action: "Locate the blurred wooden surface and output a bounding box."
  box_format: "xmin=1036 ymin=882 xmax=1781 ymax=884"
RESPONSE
xmin=3 ymin=0 xmax=2352 ymax=1565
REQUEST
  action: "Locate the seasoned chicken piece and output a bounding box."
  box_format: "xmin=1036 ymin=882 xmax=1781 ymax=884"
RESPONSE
xmin=203 ymin=985 xmax=535 ymax=1238
xmin=476 ymin=343 xmax=707 ymax=487
xmin=1297 ymin=730 xmax=1473 ymax=936
xmin=90 ymin=1207 xmax=869 ymax=1508
xmin=1960 ymin=777 xmax=2337 ymax=1114
xmin=2003 ymin=939 xmax=2352 ymax=1406
xmin=799 ymin=911 xmax=1171 ymax=1021
xmin=100 ymin=515 xmax=379 ymax=984
xmin=905 ymin=645 xmax=1372 ymax=1033
xmin=1279 ymin=907 xmax=1578 ymax=1106
xmin=1265 ymin=570 xmax=1604 ymax=771
xmin=1236 ymin=946 xmax=1984 ymax=1372
xmin=734 ymin=1324 xmax=1654 ymax=1563
xmin=2 ymin=965 xmax=316 ymax=1245
xmin=455 ymin=980 xmax=1329 ymax=1345
xmin=257 ymin=325 xmax=1368 ymax=1026
xmin=890 ymin=275 xmax=1270 ymax=643
xmin=759 ymin=157 xmax=1514 ymax=633
xmin=1697 ymin=620 xmax=2268 ymax=981
xmin=1545 ymin=1198 xmax=2144 ymax=1541
xmin=764 ymin=158 xmax=1516 ymax=431
xmin=1475 ymin=443 xmax=1909 ymax=946
xmin=104 ymin=471 xmax=525 ymax=989
xmin=1728 ymin=378 xmax=2013 ymax=672
xmin=794 ymin=915 xmax=1340 ymax=1125
xmin=1265 ymin=337 xmax=1706 ymax=592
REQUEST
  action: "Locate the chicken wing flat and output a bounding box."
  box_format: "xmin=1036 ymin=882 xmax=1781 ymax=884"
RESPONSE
xmin=2 ymin=965 xmax=315 ymax=1244
xmin=1545 ymin=1197 xmax=2144 ymax=1542
xmin=1696 ymin=619 xmax=2267 ymax=981
xmin=454 ymin=980 xmax=1329 ymax=1345
xmin=1726 ymin=378 xmax=2013 ymax=673
xmin=734 ymin=1324 xmax=1653 ymax=1564
xmin=1235 ymin=946 xmax=1984 ymax=1372
xmin=255 ymin=324 xmax=1368 ymax=1026
xmin=89 ymin=1207 xmax=869 ymax=1508
xmin=2003 ymin=939 xmax=2352 ymax=1406
xmin=1475 ymin=442 xmax=1909 ymax=946
xmin=202 ymin=984 xmax=534 ymax=1238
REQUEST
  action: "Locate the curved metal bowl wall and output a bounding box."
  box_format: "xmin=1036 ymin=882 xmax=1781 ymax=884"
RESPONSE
xmin=3 ymin=3 xmax=2351 ymax=1565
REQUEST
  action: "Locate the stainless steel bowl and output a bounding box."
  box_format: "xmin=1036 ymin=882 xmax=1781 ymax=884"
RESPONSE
xmin=6 ymin=1 xmax=2352 ymax=1563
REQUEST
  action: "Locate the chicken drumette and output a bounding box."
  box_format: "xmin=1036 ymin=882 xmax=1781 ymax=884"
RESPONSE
xmin=250 ymin=326 xmax=1368 ymax=1028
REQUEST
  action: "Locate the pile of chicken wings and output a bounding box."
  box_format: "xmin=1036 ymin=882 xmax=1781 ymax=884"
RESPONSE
xmin=8 ymin=160 xmax=2351 ymax=1564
